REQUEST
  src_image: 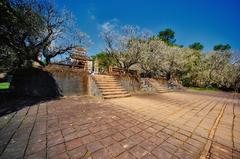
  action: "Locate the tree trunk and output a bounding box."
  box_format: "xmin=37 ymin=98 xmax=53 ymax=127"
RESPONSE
xmin=46 ymin=57 xmax=51 ymax=65
xmin=123 ymin=65 xmax=130 ymax=74
xmin=34 ymin=55 xmax=45 ymax=67
xmin=166 ymin=72 xmax=171 ymax=80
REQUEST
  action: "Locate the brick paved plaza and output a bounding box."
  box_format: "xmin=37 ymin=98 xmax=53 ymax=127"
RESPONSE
xmin=0 ymin=91 xmax=239 ymax=159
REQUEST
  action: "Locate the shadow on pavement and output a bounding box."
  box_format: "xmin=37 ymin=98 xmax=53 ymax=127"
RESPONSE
xmin=0 ymin=68 xmax=62 ymax=117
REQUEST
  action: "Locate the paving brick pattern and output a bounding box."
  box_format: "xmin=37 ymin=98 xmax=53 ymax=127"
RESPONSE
xmin=0 ymin=92 xmax=239 ymax=159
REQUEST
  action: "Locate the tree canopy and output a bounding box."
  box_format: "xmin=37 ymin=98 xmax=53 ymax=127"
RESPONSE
xmin=100 ymin=24 xmax=239 ymax=91
xmin=0 ymin=0 xmax=90 ymax=71
xmin=91 ymin=52 xmax=113 ymax=73
xmin=189 ymin=42 xmax=204 ymax=51
xmin=157 ymin=28 xmax=176 ymax=45
xmin=213 ymin=44 xmax=231 ymax=51
xmin=100 ymin=24 xmax=150 ymax=72
xmin=1 ymin=2 xmax=239 ymax=91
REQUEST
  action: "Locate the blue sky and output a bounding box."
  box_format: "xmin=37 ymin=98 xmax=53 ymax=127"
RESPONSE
xmin=56 ymin=0 xmax=240 ymax=56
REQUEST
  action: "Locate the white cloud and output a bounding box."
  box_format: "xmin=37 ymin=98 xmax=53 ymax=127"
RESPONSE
xmin=111 ymin=18 xmax=119 ymax=23
xmin=87 ymin=8 xmax=96 ymax=21
xmin=101 ymin=22 xmax=113 ymax=31
xmin=100 ymin=18 xmax=119 ymax=31
xmin=90 ymin=15 xmax=95 ymax=20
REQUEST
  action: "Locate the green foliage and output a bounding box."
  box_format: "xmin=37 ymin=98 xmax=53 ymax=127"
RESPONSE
xmin=213 ymin=44 xmax=231 ymax=51
xmin=189 ymin=42 xmax=204 ymax=51
xmin=0 ymin=0 xmax=90 ymax=72
xmin=187 ymin=86 xmax=219 ymax=92
xmin=0 ymin=82 xmax=10 ymax=89
xmin=91 ymin=52 xmax=114 ymax=72
xmin=157 ymin=28 xmax=176 ymax=45
xmin=0 ymin=0 xmax=45 ymax=71
xmin=145 ymin=35 xmax=239 ymax=91
xmin=181 ymin=49 xmax=202 ymax=86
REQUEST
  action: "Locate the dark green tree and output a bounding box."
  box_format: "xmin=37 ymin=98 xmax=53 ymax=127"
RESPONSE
xmin=189 ymin=42 xmax=204 ymax=51
xmin=0 ymin=0 xmax=90 ymax=71
xmin=91 ymin=52 xmax=114 ymax=73
xmin=157 ymin=28 xmax=176 ymax=45
xmin=213 ymin=44 xmax=231 ymax=51
xmin=0 ymin=0 xmax=45 ymax=71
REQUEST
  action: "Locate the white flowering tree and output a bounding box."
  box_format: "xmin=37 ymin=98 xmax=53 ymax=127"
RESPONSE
xmin=100 ymin=23 xmax=151 ymax=72
xmin=140 ymin=39 xmax=167 ymax=76
xmin=139 ymin=37 xmax=185 ymax=80
xmin=202 ymin=50 xmax=239 ymax=88
xmin=100 ymin=23 xmax=240 ymax=91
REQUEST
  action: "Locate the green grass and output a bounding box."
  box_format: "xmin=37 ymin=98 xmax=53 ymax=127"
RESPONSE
xmin=0 ymin=82 xmax=10 ymax=89
xmin=187 ymin=86 xmax=219 ymax=92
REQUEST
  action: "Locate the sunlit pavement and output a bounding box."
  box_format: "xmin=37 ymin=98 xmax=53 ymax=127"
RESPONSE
xmin=0 ymin=91 xmax=239 ymax=159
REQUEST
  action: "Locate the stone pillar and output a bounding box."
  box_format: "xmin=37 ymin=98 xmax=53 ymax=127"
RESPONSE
xmin=94 ymin=59 xmax=99 ymax=74
xmin=84 ymin=61 xmax=88 ymax=71
xmin=108 ymin=65 xmax=112 ymax=74
xmin=87 ymin=61 xmax=93 ymax=73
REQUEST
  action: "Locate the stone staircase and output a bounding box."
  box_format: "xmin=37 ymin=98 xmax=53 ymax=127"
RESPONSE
xmin=92 ymin=75 xmax=131 ymax=99
xmin=148 ymin=78 xmax=171 ymax=93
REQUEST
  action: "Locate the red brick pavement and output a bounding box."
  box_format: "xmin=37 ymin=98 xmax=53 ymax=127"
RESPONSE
xmin=0 ymin=91 xmax=239 ymax=159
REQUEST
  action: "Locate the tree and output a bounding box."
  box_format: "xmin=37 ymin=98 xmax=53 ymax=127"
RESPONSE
xmin=0 ymin=0 xmax=45 ymax=70
xmin=157 ymin=28 xmax=176 ymax=45
xmin=213 ymin=44 xmax=231 ymax=51
xmin=231 ymin=52 xmax=240 ymax=91
xmin=0 ymin=0 xmax=91 ymax=71
xmin=205 ymin=50 xmax=232 ymax=87
xmin=99 ymin=22 xmax=238 ymax=91
xmin=91 ymin=52 xmax=113 ymax=73
xmin=180 ymin=48 xmax=203 ymax=86
xmin=100 ymin=23 xmax=150 ymax=72
xmin=139 ymin=39 xmax=164 ymax=77
xmin=140 ymin=37 xmax=185 ymax=80
xmin=189 ymin=42 xmax=204 ymax=51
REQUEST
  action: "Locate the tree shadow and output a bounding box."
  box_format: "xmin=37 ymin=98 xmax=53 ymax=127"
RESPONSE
xmin=0 ymin=68 xmax=62 ymax=117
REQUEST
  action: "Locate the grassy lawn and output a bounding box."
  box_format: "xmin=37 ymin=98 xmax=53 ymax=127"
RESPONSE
xmin=0 ymin=82 xmax=10 ymax=90
xmin=187 ymin=87 xmax=219 ymax=92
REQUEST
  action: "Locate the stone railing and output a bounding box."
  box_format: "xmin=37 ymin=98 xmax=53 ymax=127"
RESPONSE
xmin=89 ymin=75 xmax=102 ymax=98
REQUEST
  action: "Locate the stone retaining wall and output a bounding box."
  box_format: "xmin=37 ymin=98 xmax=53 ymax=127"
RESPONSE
xmin=140 ymin=78 xmax=157 ymax=92
xmin=45 ymin=66 xmax=89 ymax=96
xmin=114 ymin=74 xmax=141 ymax=92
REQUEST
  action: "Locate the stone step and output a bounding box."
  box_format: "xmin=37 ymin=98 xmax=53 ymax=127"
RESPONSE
xmin=95 ymin=80 xmax=118 ymax=82
xmin=96 ymin=82 xmax=119 ymax=85
xmin=157 ymin=88 xmax=168 ymax=91
xmin=103 ymin=93 xmax=131 ymax=99
xmin=156 ymin=87 xmax=168 ymax=90
xmin=100 ymin=88 xmax=126 ymax=91
xmin=94 ymin=79 xmax=117 ymax=82
xmin=102 ymin=91 xmax=129 ymax=95
xmin=98 ymin=86 xmax=124 ymax=89
xmin=156 ymin=88 xmax=172 ymax=93
xmin=94 ymin=77 xmax=116 ymax=79
xmin=157 ymin=90 xmax=169 ymax=93
xmin=156 ymin=88 xmax=168 ymax=91
xmin=93 ymin=76 xmax=115 ymax=79
xmin=93 ymin=75 xmax=114 ymax=76
xmin=97 ymin=83 xmax=120 ymax=86
xmin=93 ymin=75 xmax=131 ymax=99
xmin=97 ymin=83 xmax=122 ymax=86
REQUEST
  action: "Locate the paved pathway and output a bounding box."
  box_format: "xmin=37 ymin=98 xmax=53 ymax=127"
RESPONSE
xmin=0 ymin=91 xmax=239 ymax=159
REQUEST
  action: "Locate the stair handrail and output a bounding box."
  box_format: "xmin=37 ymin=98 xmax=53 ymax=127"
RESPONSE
xmin=89 ymin=75 xmax=103 ymax=98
